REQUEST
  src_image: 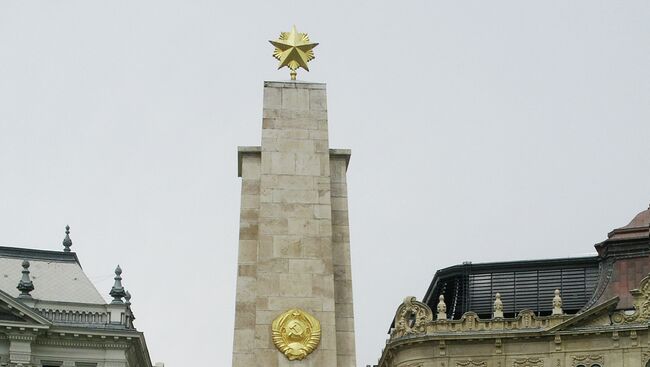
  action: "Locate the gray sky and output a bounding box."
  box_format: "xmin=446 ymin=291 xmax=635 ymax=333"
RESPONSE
xmin=1 ymin=1 xmax=649 ymax=366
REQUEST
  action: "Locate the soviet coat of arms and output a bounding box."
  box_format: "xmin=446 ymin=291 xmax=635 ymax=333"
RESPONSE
xmin=271 ymin=308 xmax=321 ymax=360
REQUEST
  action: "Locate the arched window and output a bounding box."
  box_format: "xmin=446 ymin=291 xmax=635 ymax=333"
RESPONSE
xmin=591 ymin=364 xmax=601 ymax=367
xmin=575 ymin=365 xmax=585 ymax=367
xmin=646 ymin=361 xmax=650 ymax=367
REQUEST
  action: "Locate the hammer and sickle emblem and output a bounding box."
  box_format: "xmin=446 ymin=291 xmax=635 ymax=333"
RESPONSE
xmin=271 ymin=308 xmax=321 ymax=361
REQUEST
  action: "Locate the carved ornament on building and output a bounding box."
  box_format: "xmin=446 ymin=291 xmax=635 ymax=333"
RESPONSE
xmin=571 ymin=355 xmax=603 ymax=367
xmin=513 ymin=357 xmax=543 ymax=367
xmin=271 ymin=308 xmax=321 ymax=361
xmin=457 ymin=359 xmax=487 ymax=367
xmin=612 ymin=272 xmax=650 ymax=324
xmin=392 ymin=296 xmax=433 ymax=339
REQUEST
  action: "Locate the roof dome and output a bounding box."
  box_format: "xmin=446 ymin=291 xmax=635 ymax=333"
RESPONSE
xmin=606 ymin=203 xmax=650 ymax=241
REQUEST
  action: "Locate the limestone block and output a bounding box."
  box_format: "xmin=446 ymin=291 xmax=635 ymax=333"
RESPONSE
xmin=281 ymin=88 xmax=309 ymax=111
xmin=289 ymin=259 xmax=327 ymax=274
xmin=272 ymin=235 xmax=302 ymax=257
xmin=312 ymin=274 xmax=335 ymax=298
xmin=235 ymin=277 xmax=256 ymax=303
xmin=263 ymin=86 xmax=282 ymax=109
xmin=241 ymin=156 xmax=261 ymax=179
xmin=272 ymin=189 xmax=319 ymax=204
xmin=234 ymin=303 xmax=255 ymax=328
xmin=335 ymin=331 xmax=356 ymax=355
xmin=233 ymin=329 xmax=254 ymax=352
xmin=259 ymin=217 xmax=289 ymax=235
xmin=309 ymin=89 xmax=327 ymax=111
xmin=288 ymin=218 xmax=320 ymax=236
xmin=295 ymin=153 xmax=322 ymax=176
xmin=238 ymin=240 xmax=257 ymax=263
xmin=240 ymin=195 xmax=260 ymax=209
xmin=267 ymin=297 xmax=324 ymax=312
xmin=270 ymin=152 xmax=296 ymax=174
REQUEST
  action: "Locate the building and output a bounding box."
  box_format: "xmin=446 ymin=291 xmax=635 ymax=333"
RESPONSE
xmin=377 ymin=204 xmax=650 ymax=367
xmin=0 ymin=227 xmax=154 ymax=367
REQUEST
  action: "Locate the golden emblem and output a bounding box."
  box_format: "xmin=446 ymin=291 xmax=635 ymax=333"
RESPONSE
xmin=269 ymin=26 xmax=318 ymax=81
xmin=271 ymin=308 xmax=321 ymax=360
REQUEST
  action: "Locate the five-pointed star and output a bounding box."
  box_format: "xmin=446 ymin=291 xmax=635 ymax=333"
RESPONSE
xmin=269 ymin=25 xmax=318 ymax=72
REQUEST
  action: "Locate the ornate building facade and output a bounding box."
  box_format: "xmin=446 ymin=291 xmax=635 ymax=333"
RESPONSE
xmin=378 ymin=204 xmax=650 ymax=367
xmin=0 ymin=228 xmax=154 ymax=367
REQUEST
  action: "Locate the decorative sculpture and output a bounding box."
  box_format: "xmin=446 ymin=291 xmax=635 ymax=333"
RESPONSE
xmin=392 ymin=296 xmax=433 ymax=338
xmin=109 ymin=265 xmax=126 ymax=304
xmin=271 ymin=308 xmax=321 ymax=361
xmin=62 ymin=225 xmax=72 ymax=252
xmin=269 ymin=26 xmax=318 ymax=80
xmin=552 ymin=289 xmax=563 ymax=315
xmin=493 ymin=293 xmax=504 ymax=319
xmin=437 ymin=295 xmax=447 ymax=320
xmin=17 ymin=260 xmax=34 ymax=298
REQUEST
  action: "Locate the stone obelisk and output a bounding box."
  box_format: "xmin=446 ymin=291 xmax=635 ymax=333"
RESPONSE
xmin=232 ymin=80 xmax=356 ymax=366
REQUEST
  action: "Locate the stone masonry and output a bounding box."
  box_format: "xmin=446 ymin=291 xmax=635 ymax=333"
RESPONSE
xmin=232 ymin=81 xmax=356 ymax=367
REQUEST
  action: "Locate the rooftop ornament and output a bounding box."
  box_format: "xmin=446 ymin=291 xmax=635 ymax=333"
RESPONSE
xmin=493 ymin=293 xmax=504 ymax=319
xmin=109 ymin=265 xmax=127 ymax=304
xmin=437 ymin=295 xmax=447 ymax=320
xmin=17 ymin=260 xmax=35 ymax=299
xmin=125 ymin=290 xmax=132 ymax=306
xmin=269 ymin=25 xmax=318 ymax=81
xmin=552 ymin=289 xmax=563 ymax=315
xmin=62 ymin=225 xmax=72 ymax=252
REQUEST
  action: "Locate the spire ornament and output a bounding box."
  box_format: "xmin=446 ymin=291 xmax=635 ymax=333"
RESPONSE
xmin=17 ymin=260 xmax=35 ymax=299
xmin=109 ymin=265 xmax=126 ymax=304
xmin=125 ymin=290 xmax=132 ymax=306
xmin=62 ymin=225 xmax=72 ymax=252
xmin=269 ymin=25 xmax=318 ymax=80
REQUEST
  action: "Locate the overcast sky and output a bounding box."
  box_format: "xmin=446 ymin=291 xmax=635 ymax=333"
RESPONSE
xmin=1 ymin=1 xmax=649 ymax=366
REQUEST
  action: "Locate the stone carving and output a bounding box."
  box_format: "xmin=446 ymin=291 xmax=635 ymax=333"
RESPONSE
xmin=516 ymin=309 xmax=535 ymax=328
xmin=571 ymin=355 xmax=603 ymax=367
xmin=437 ymin=295 xmax=447 ymax=320
xmin=457 ymin=360 xmax=487 ymax=367
xmin=612 ymin=272 xmax=650 ymax=323
xmin=392 ymin=296 xmax=433 ymax=339
xmin=493 ymin=293 xmax=504 ymax=318
xmin=271 ymin=308 xmax=321 ymax=361
xmin=513 ymin=357 xmax=543 ymax=367
xmin=552 ymin=289 xmax=563 ymax=315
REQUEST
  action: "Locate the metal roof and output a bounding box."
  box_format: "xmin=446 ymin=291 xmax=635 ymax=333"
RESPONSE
xmin=422 ymin=256 xmax=601 ymax=320
xmin=0 ymin=246 xmax=106 ymax=305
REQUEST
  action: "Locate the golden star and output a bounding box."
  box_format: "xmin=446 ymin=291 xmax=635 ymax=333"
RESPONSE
xmin=269 ymin=26 xmax=318 ymax=80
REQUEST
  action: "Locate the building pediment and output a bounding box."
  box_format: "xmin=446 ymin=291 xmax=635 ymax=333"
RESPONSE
xmin=0 ymin=289 xmax=51 ymax=329
xmin=547 ymin=297 xmax=618 ymax=332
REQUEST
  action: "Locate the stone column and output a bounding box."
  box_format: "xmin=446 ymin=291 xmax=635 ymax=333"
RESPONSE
xmin=232 ymin=81 xmax=356 ymax=367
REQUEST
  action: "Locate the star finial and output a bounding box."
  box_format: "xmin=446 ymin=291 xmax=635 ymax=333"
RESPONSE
xmin=269 ymin=25 xmax=318 ymax=80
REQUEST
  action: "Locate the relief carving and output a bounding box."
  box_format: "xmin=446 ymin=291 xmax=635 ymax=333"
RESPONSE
xmin=513 ymin=357 xmax=543 ymax=367
xmin=457 ymin=360 xmax=487 ymax=367
xmin=391 ymin=296 xmax=433 ymax=339
xmin=571 ymin=355 xmax=603 ymax=367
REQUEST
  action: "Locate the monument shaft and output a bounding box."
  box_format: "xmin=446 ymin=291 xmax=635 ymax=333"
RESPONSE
xmin=233 ymin=81 xmax=356 ymax=366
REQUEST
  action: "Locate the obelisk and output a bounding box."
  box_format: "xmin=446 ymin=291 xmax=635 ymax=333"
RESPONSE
xmin=232 ymin=26 xmax=356 ymax=367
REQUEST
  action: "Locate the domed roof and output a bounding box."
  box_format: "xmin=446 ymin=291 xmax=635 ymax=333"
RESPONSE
xmin=606 ymin=203 xmax=650 ymax=241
